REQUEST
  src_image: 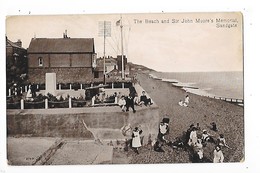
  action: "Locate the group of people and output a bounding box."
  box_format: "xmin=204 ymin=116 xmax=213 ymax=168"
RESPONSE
xmin=123 ymin=117 xmax=230 ymax=163
xmin=118 ymin=90 xmax=153 ymax=113
xmin=185 ymin=123 xmax=230 ymax=163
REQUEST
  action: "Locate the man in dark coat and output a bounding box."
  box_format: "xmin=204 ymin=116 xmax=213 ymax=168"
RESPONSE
xmin=126 ymin=95 xmax=136 ymax=113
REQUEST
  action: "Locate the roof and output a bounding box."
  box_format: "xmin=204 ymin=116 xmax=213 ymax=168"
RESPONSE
xmin=6 ymin=38 xmax=26 ymax=50
xmin=27 ymin=38 xmax=95 ymax=53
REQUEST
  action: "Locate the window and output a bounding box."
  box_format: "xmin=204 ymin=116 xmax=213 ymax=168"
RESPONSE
xmin=38 ymin=57 xmax=43 ymax=66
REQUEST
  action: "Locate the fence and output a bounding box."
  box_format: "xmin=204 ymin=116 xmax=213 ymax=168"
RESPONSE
xmin=207 ymin=95 xmax=244 ymax=105
xmin=7 ymin=82 xmax=132 ymax=97
xmin=7 ymin=95 xmax=119 ymax=110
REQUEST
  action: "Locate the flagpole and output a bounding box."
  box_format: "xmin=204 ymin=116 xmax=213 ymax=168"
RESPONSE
xmin=120 ymin=16 xmax=125 ymax=80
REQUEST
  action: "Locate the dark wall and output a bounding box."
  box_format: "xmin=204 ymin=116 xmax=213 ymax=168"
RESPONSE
xmin=28 ymin=67 xmax=94 ymax=83
xmin=28 ymin=53 xmax=93 ymax=68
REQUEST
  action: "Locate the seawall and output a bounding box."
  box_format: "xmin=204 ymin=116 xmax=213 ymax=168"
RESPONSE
xmin=7 ymin=105 xmax=160 ymax=143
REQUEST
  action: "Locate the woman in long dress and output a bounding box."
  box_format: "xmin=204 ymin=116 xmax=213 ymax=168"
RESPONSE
xmin=132 ymin=127 xmax=142 ymax=154
xmin=189 ymin=127 xmax=198 ymax=146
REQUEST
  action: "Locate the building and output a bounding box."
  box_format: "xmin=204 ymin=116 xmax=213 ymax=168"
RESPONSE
xmin=6 ymin=37 xmax=27 ymax=87
xmin=94 ymin=56 xmax=118 ymax=78
xmin=27 ymin=34 xmax=96 ymax=84
xmin=117 ymin=55 xmax=127 ymax=72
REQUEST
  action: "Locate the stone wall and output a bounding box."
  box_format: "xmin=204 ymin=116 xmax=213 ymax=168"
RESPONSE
xmin=7 ymin=106 xmax=160 ymax=143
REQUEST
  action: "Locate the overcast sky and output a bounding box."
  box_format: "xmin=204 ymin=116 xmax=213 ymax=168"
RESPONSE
xmin=6 ymin=12 xmax=243 ymax=72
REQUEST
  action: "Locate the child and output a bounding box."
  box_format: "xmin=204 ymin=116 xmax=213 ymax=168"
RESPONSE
xmin=132 ymin=127 xmax=143 ymax=154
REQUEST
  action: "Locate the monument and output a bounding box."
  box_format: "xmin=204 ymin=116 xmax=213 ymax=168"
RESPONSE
xmin=45 ymin=73 xmax=56 ymax=96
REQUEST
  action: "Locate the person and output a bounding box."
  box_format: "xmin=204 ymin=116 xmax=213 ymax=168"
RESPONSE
xmin=31 ymin=83 xmax=37 ymax=98
xmin=201 ymin=129 xmax=215 ymax=144
xmin=139 ymin=91 xmax=152 ymax=106
xmin=169 ymin=137 xmax=184 ymax=149
xmin=196 ymin=123 xmax=201 ymax=131
xmin=213 ymin=145 xmax=224 ymax=163
xmin=193 ymin=139 xmax=204 ymax=162
xmin=126 ymin=95 xmax=136 ymax=113
xmin=184 ymin=95 xmax=189 ymax=106
xmin=132 ymin=127 xmax=143 ymax=154
xmin=211 ymin=122 xmax=218 ymax=131
xmin=185 ymin=124 xmax=195 ymax=144
xmin=188 ymin=127 xmax=198 ymax=146
xmin=154 ymin=140 xmax=165 ymax=152
xmin=26 ymin=86 xmax=32 ymax=100
xmin=133 ymin=93 xmax=140 ymax=105
xmin=217 ymin=134 xmax=231 ymax=149
xmin=178 ymin=100 xmax=184 ymax=106
xmin=118 ymin=95 xmax=126 ymax=112
xmin=157 ymin=118 xmax=169 ymax=143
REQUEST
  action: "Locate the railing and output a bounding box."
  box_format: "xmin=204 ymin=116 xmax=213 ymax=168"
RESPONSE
xmin=7 ymin=82 xmax=132 ymax=97
xmin=7 ymin=96 xmax=119 ymax=110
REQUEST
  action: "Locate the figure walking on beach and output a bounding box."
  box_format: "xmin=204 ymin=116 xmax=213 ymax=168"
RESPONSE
xmin=132 ymin=127 xmax=143 ymax=154
xmin=213 ymin=145 xmax=224 ymax=163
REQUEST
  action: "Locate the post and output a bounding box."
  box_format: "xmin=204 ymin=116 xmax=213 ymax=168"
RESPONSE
xmin=69 ymin=97 xmax=72 ymax=108
xmin=120 ymin=16 xmax=125 ymax=80
xmin=20 ymin=87 xmax=23 ymax=94
xmin=122 ymin=83 xmax=124 ymax=89
xmin=91 ymin=83 xmax=93 ymax=87
xmin=59 ymin=84 xmax=61 ymax=90
xmin=80 ymin=84 xmax=83 ymax=90
xmin=45 ymin=98 xmax=48 ymax=109
xmin=92 ymin=96 xmax=95 ymax=106
xmin=14 ymin=88 xmax=17 ymax=96
xmin=112 ymin=82 xmax=114 ymax=89
xmin=21 ymin=99 xmax=24 ymax=110
xmin=103 ymin=21 xmax=106 ymax=85
xmin=115 ymin=96 xmax=118 ymax=103
xmin=37 ymin=84 xmax=39 ymax=90
xmin=25 ymin=85 xmax=27 ymax=92
xmin=9 ymin=89 xmax=11 ymax=96
xmin=70 ymin=84 xmax=72 ymax=90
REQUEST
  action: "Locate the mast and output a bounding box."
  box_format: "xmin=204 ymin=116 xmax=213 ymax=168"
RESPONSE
xmin=103 ymin=21 xmax=106 ymax=84
xmin=120 ymin=16 xmax=125 ymax=80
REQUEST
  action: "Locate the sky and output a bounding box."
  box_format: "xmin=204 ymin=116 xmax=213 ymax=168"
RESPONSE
xmin=6 ymin=12 xmax=243 ymax=72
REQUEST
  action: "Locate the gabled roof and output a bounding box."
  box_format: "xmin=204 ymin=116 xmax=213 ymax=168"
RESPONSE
xmin=27 ymin=38 xmax=95 ymax=53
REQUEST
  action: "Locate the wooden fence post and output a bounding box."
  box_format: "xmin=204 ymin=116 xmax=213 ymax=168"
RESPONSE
xmin=21 ymin=99 xmax=24 ymax=110
xmin=45 ymin=98 xmax=48 ymax=109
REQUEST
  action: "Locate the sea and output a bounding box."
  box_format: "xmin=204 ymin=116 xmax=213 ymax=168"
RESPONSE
xmin=150 ymin=71 xmax=243 ymax=100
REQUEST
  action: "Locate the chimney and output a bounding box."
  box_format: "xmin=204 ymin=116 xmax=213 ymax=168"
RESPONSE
xmin=15 ymin=39 xmax=22 ymax=47
xmin=63 ymin=30 xmax=69 ymax=38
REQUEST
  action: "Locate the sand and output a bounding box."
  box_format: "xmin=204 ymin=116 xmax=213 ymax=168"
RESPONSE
xmin=125 ymin=71 xmax=244 ymax=163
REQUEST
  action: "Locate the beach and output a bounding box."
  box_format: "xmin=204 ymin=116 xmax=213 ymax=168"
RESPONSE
xmin=115 ymin=71 xmax=244 ymax=163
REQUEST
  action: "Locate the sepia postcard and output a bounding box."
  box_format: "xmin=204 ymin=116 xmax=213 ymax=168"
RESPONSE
xmin=5 ymin=12 xmax=243 ymax=166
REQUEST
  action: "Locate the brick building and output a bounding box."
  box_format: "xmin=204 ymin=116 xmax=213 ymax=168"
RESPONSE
xmin=27 ymin=36 xmax=96 ymax=83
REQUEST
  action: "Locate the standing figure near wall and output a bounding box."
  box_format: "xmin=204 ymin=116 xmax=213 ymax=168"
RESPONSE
xmin=132 ymin=127 xmax=143 ymax=154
